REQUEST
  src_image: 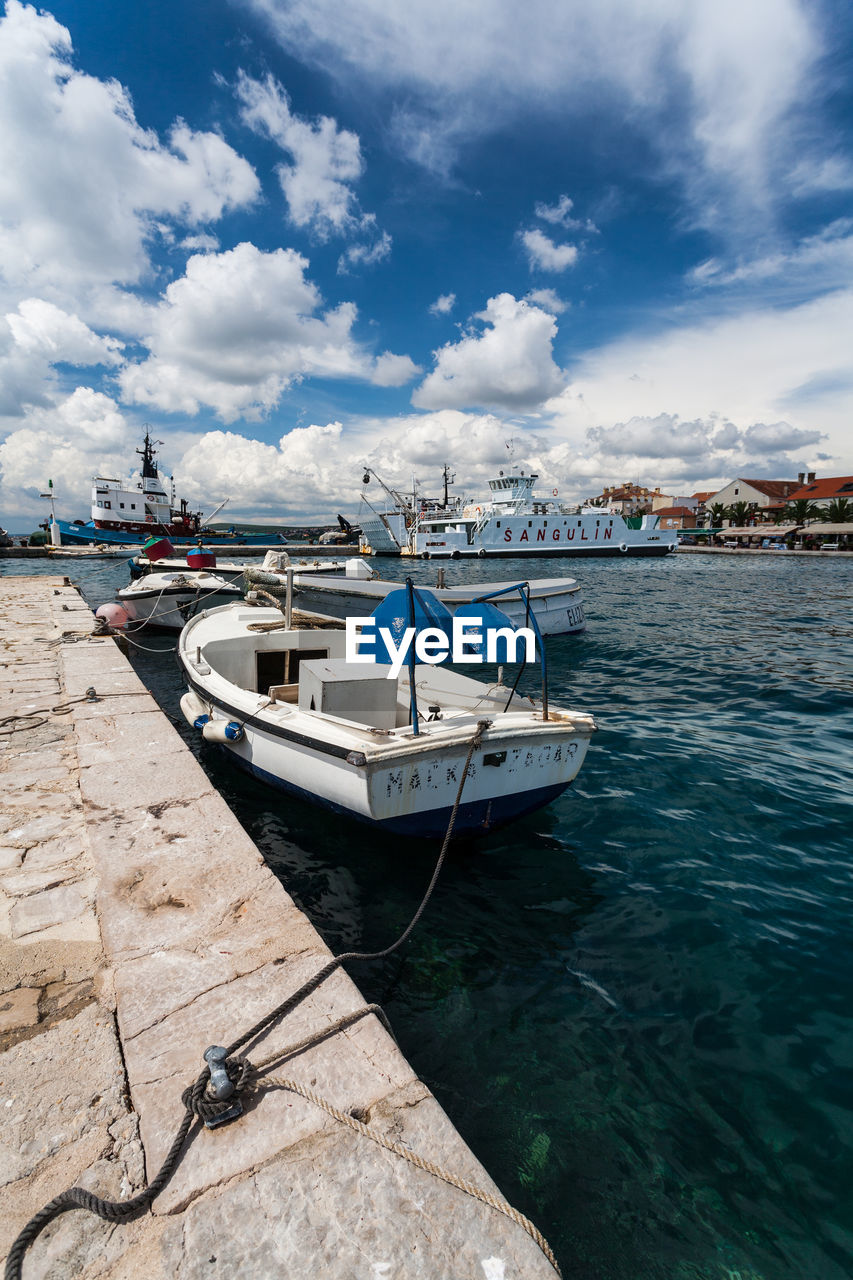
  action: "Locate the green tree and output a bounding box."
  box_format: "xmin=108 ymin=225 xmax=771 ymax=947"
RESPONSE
xmin=708 ymin=502 xmax=728 ymax=528
xmin=727 ymin=500 xmax=751 ymax=525
xmin=823 ymin=497 xmax=853 ymax=523
xmin=786 ymin=498 xmax=823 ymax=524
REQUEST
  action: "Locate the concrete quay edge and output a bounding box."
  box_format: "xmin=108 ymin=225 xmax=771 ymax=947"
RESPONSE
xmin=0 ymin=575 xmax=558 ymax=1279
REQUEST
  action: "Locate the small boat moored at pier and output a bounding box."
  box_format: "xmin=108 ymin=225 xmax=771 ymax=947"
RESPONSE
xmin=114 ymin=570 xmax=242 ymax=631
xmin=250 ymin=557 xmax=587 ymax=636
xmin=178 ymin=587 xmax=595 ymax=837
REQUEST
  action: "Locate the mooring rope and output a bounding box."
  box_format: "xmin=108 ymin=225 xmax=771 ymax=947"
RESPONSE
xmin=5 ymin=717 xmax=559 ymax=1279
xmin=258 ymin=1074 xmax=562 ymax=1276
xmin=0 ymin=688 xmax=151 ymax=735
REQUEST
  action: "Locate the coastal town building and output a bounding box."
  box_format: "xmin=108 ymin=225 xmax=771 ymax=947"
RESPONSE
xmin=691 ymin=492 xmax=714 ymax=524
xmin=592 ymin=483 xmax=680 ymax=515
xmin=706 ymin=477 xmax=803 ymax=525
xmin=654 ymin=505 xmax=698 ymax=529
xmin=591 ymin=483 xmax=653 ymax=514
xmin=785 ymin=474 xmax=853 ymax=504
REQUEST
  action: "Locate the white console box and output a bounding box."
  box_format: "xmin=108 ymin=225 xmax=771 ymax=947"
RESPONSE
xmin=298 ymin=659 xmax=398 ymax=729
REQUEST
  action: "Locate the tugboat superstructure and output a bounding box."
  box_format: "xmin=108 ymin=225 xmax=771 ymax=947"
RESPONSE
xmin=91 ymin=431 xmax=203 ymax=538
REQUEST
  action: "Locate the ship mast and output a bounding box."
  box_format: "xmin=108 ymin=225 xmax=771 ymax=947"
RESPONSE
xmin=136 ymin=428 xmax=162 ymax=480
xmin=442 ymin=463 xmax=455 ymax=508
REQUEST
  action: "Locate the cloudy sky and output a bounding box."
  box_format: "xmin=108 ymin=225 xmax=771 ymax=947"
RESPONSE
xmin=1 ymin=0 xmax=852 ymax=527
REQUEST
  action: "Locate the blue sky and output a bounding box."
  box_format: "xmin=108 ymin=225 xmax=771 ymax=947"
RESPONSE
xmin=0 ymin=0 xmax=852 ymax=526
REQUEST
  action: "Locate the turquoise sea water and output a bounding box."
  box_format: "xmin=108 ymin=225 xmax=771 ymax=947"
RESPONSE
xmin=5 ymin=551 xmax=852 ymax=1279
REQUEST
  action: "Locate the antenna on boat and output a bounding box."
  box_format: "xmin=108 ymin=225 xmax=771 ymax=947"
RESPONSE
xmin=442 ymin=463 xmax=455 ymax=508
xmin=137 ymin=427 xmax=163 ymax=479
xmin=405 ymin=579 xmax=420 ymax=737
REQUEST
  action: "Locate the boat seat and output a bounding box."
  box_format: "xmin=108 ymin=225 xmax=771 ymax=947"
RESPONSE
xmin=268 ymin=683 xmax=299 ymax=703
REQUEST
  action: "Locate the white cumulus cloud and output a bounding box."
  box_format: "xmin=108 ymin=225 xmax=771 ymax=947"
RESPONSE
xmin=519 ymin=229 xmax=579 ymax=273
xmin=413 ymin=293 xmax=564 ymax=411
xmin=119 ymin=243 xmax=417 ymax=420
xmin=0 ymin=387 xmax=132 ymax=516
xmin=429 ymin=293 xmax=456 ymax=316
xmin=236 ymin=71 xmax=377 ymax=242
xmin=524 ymin=288 xmax=568 ymax=314
xmin=0 ymin=1 xmax=258 ymax=302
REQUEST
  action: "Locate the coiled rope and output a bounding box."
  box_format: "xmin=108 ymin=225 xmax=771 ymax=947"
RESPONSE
xmin=5 ymin=717 xmax=560 ymax=1279
xmin=0 ymin=688 xmax=151 ymax=736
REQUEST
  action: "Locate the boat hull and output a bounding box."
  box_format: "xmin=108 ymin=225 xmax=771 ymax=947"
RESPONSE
xmin=120 ymin=581 xmax=241 ymax=630
xmin=292 ymin=578 xmax=586 ymax=635
xmin=54 ymin=519 xmax=278 ymax=547
xmin=227 ymin=751 xmax=571 ymax=836
xmin=418 ymin=542 xmax=674 ymax=558
xmin=181 ymin=679 xmax=590 ymax=837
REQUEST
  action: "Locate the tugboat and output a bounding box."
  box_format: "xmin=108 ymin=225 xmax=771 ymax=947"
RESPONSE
xmin=50 ymin=432 xmax=279 ymax=547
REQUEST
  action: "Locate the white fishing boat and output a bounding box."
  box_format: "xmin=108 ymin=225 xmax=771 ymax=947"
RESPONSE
xmin=177 ymin=588 xmax=595 ymax=837
xmin=128 ymin=549 xmax=348 ymax=584
xmin=262 ymin=558 xmax=586 ymax=636
xmin=117 ymin=570 xmax=241 ymax=631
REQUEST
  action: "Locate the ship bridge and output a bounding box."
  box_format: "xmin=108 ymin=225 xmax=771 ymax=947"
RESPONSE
xmin=487 ymin=472 xmax=538 ymax=507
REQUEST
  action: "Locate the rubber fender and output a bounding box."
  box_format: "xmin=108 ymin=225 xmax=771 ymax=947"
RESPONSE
xmin=180 ymin=690 xmax=208 ymax=726
xmin=202 ymin=719 xmax=244 ymax=743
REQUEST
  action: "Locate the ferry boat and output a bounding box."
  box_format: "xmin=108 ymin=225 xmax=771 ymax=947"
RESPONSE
xmin=50 ymin=432 xmax=277 ymax=547
xmin=359 ymin=465 xmax=677 ymax=558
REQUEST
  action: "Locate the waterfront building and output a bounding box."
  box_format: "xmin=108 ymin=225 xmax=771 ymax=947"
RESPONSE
xmin=654 ymin=505 xmax=698 ymax=529
xmin=785 ymin=474 xmax=853 ymax=504
xmin=590 ymin=483 xmax=657 ymax=514
xmin=706 ymin=477 xmax=802 ymax=524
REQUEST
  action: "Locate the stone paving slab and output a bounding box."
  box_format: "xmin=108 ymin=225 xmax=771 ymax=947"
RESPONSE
xmin=0 ymin=577 xmax=559 ymax=1278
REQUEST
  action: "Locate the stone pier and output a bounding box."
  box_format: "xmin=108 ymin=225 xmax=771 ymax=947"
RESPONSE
xmin=0 ymin=576 xmax=558 ymax=1279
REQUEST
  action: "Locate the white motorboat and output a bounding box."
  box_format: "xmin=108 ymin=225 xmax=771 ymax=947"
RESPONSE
xmin=177 ymin=590 xmax=596 ymax=838
xmin=117 ymin=570 xmax=241 ymax=631
xmin=128 ymin=549 xmax=348 ymax=583
xmin=250 ymin=558 xmax=586 ymax=636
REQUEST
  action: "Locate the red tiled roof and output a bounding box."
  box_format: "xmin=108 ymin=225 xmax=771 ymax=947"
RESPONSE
xmin=655 ymin=506 xmax=694 ymax=517
xmin=785 ymin=476 xmax=853 ymax=501
xmin=741 ymin=479 xmax=801 ymax=500
xmin=692 ymin=491 xmax=714 ymax=502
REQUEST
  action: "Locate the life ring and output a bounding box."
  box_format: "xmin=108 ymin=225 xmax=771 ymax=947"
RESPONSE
xmin=477 ymin=548 xmax=486 ymax=558
xmin=451 ymin=550 xmax=461 ymax=560
xmin=552 ymin=488 xmax=558 ymax=497
xmin=145 ymin=514 xmax=154 ymax=523
xmin=618 ymin=542 xmax=628 ymax=552
xmin=475 ymin=507 xmax=482 ymax=515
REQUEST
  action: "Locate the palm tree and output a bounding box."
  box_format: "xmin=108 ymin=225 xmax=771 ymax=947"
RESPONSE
xmin=707 ymin=502 xmax=727 ymax=528
xmin=727 ymin=500 xmax=751 ymax=526
xmin=786 ymin=498 xmax=823 ymax=524
xmin=823 ymin=497 xmax=853 ymax=523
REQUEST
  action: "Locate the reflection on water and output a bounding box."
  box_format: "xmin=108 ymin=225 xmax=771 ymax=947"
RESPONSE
xmin=5 ymin=550 xmax=853 ymax=1278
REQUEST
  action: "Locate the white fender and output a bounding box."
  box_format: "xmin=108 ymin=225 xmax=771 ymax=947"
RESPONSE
xmin=180 ymin=690 xmax=207 ymax=725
